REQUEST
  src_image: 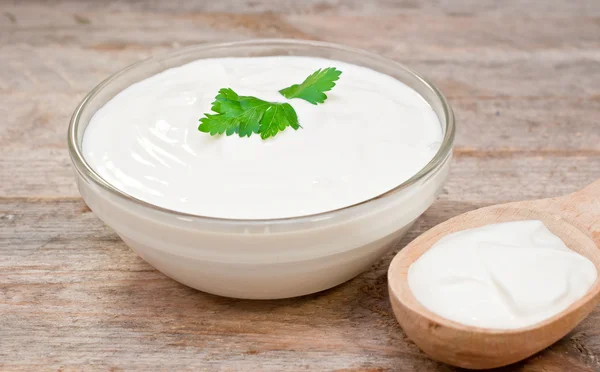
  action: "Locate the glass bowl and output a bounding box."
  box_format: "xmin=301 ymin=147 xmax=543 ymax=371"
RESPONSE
xmin=68 ymin=39 xmax=455 ymax=299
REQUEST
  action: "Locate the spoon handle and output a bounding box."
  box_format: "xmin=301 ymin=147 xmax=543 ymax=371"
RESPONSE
xmin=575 ymin=179 xmax=600 ymax=199
xmin=554 ymin=179 xmax=600 ymax=245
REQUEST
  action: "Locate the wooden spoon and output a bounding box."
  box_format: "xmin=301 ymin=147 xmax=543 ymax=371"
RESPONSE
xmin=388 ymin=179 xmax=600 ymax=369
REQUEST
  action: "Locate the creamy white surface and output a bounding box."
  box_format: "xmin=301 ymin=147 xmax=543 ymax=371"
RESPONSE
xmin=83 ymin=56 xmax=442 ymax=219
xmin=408 ymin=220 xmax=598 ymax=329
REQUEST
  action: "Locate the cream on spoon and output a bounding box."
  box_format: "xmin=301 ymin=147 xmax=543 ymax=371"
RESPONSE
xmin=407 ymin=220 xmax=597 ymax=330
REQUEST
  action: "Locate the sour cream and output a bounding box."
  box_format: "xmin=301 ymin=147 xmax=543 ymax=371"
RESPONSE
xmin=408 ymin=220 xmax=598 ymax=329
xmin=83 ymin=56 xmax=442 ymax=219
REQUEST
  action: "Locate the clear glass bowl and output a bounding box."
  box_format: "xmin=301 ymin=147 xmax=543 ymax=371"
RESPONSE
xmin=68 ymin=39 xmax=455 ymax=299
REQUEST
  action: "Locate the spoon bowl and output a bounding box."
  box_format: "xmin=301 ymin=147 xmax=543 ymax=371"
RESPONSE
xmin=388 ymin=179 xmax=600 ymax=369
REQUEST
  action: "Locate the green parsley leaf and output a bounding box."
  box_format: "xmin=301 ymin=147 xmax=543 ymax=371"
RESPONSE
xmin=210 ymin=88 xmax=243 ymax=115
xmin=198 ymin=67 xmax=341 ymax=139
xmin=278 ymin=67 xmax=342 ymax=105
xmin=198 ymin=113 xmax=239 ymax=136
xmin=256 ymin=101 xmax=299 ymax=139
xmin=198 ymin=89 xmax=300 ymax=139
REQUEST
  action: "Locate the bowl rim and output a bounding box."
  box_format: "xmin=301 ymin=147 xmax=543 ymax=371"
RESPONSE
xmin=68 ymin=38 xmax=455 ymax=224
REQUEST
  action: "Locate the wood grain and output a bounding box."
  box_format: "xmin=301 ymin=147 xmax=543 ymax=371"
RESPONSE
xmin=5 ymin=0 xmax=600 ymax=16
xmin=3 ymin=148 xmax=599 ymax=202
xmin=1 ymin=0 xmax=599 ymax=370
xmin=2 ymin=198 xmax=600 ymax=371
xmin=3 ymin=90 xmax=600 ymax=153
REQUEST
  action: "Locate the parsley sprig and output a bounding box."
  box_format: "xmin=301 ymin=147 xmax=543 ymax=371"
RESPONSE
xmin=198 ymin=67 xmax=342 ymax=139
xmin=279 ymin=67 xmax=342 ymax=105
xmin=198 ymin=88 xmax=299 ymax=139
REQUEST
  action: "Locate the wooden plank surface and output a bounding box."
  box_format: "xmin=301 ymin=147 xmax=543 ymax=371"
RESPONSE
xmin=1 ymin=0 xmax=599 ymax=370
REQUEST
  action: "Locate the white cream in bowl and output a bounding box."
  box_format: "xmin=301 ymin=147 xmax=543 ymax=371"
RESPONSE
xmin=71 ymin=42 xmax=453 ymax=299
xmin=83 ymin=56 xmax=443 ymax=219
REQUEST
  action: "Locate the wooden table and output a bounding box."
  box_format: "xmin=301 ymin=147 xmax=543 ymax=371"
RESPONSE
xmin=1 ymin=1 xmax=599 ymax=370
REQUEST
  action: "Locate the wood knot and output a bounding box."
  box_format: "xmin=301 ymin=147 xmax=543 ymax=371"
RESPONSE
xmin=428 ymin=322 xmax=441 ymax=330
